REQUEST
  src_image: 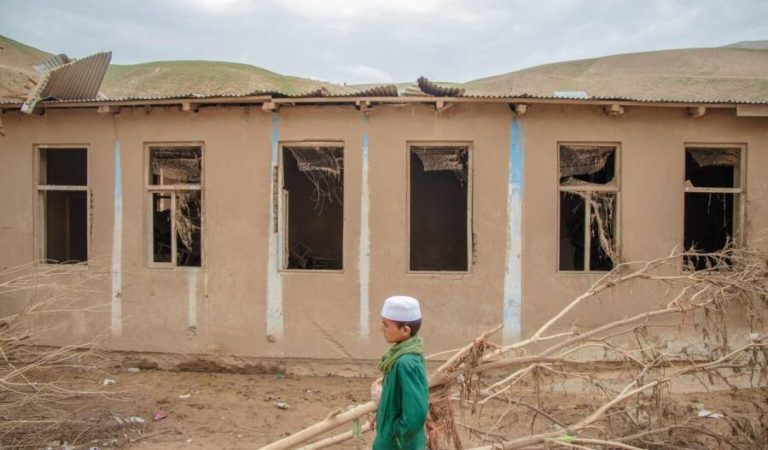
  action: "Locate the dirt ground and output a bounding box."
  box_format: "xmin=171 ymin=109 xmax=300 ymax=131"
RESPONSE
xmin=61 ymin=368 xmax=373 ymax=450
xmin=26 ymin=366 xmax=767 ymax=450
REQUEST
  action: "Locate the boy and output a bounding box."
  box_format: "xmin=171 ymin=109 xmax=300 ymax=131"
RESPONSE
xmin=372 ymin=295 xmax=429 ymax=450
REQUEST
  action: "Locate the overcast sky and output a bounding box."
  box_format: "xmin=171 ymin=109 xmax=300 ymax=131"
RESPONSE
xmin=1 ymin=0 xmax=766 ymax=84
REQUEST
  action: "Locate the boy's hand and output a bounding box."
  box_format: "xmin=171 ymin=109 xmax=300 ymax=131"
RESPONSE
xmin=370 ymin=380 xmax=382 ymax=404
xmin=368 ymin=413 xmax=376 ymax=431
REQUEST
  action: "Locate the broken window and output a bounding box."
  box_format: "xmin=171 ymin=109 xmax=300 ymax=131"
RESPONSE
xmin=559 ymin=145 xmax=619 ymax=271
xmin=37 ymin=148 xmax=88 ymax=263
xmin=410 ymin=145 xmax=470 ymax=272
xmin=282 ymin=145 xmax=344 ymax=270
xmin=148 ymin=146 xmax=202 ymax=267
xmin=684 ymin=146 xmax=743 ymax=270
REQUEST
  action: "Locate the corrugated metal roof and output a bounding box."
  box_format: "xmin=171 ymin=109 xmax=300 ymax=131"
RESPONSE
xmin=417 ymin=77 xmax=465 ymax=97
xmin=5 ymin=92 xmax=768 ymax=107
xmin=42 ymin=52 xmax=112 ymax=99
xmin=22 ymin=52 xmax=112 ymax=113
xmin=33 ymin=53 xmax=72 ymax=75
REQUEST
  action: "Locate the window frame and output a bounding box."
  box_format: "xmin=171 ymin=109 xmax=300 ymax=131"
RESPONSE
xmin=34 ymin=144 xmax=90 ymax=265
xmin=556 ymin=142 xmax=622 ymax=274
xmin=682 ymin=143 xmax=746 ymax=252
xmin=278 ymin=140 xmax=346 ymax=273
xmin=144 ymin=142 xmax=204 ymax=269
xmin=406 ymin=141 xmax=474 ymax=275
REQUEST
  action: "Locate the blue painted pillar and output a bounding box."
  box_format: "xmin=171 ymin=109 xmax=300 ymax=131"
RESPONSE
xmin=503 ymin=116 xmax=525 ymax=344
xmin=111 ymin=139 xmax=123 ymax=336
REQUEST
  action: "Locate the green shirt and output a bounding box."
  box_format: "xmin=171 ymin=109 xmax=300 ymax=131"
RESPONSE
xmin=373 ymin=353 xmax=429 ymax=450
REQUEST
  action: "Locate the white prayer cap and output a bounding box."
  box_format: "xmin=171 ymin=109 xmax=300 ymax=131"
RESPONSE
xmin=381 ymin=296 xmax=422 ymax=322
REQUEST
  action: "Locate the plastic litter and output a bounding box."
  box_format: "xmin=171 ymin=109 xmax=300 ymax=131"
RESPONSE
xmin=698 ymin=409 xmax=724 ymax=419
xmin=153 ymin=411 xmax=168 ymax=421
xmin=275 ymin=402 xmax=290 ymax=410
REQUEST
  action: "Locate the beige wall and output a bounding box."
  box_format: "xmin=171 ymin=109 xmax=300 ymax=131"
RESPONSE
xmin=521 ymin=104 xmax=768 ymax=337
xmin=0 ymin=102 xmax=765 ymax=361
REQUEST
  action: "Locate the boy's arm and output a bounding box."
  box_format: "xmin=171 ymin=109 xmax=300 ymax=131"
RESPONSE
xmin=393 ymin=357 xmax=429 ymax=442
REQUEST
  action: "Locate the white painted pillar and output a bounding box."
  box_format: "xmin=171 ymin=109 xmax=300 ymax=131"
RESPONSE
xmin=358 ymin=114 xmax=371 ymax=338
xmin=266 ymin=112 xmax=284 ymax=340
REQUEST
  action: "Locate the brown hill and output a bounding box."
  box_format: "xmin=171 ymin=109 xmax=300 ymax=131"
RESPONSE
xmin=2 ymin=34 xmax=767 ymax=103
xmin=0 ymin=35 xmax=52 ymax=101
xmin=462 ymin=47 xmax=768 ymax=102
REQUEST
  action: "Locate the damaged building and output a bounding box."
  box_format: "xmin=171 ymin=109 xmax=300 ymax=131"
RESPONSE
xmin=1 ymin=39 xmax=767 ymax=364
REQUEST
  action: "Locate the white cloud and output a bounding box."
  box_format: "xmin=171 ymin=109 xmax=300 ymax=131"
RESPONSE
xmin=334 ymin=65 xmax=394 ymax=84
xmin=180 ymin=0 xmax=253 ymax=13
xmin=268 ymin=0 xmax=449 ymax=18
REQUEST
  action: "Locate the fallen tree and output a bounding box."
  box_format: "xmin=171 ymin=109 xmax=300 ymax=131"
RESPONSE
xmin=0 ymin=260 xmax=120 ymax=448
xmin=259 ymin=247 xmax=768 ymax=449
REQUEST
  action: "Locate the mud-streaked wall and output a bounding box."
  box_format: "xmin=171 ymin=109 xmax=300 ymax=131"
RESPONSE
xmin=0 ymin=103 xmax=765 ymax=360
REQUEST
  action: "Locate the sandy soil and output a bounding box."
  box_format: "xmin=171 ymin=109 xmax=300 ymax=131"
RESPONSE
xmin=74 ymin=369 xmax=373 ymax=450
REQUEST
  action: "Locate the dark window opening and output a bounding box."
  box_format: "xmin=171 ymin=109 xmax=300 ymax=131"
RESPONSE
xmin=684 ymin=193 xmax=734 ymax=270
xmin=41 ymin=148 xmax=87 ymax=186
xmin=410 ymin=146 xmax=468 ymax=271
xmin=559 ymin=145 xmax=618 ymax=272
xmin=152 ymin=193 xmax=172 ymax=263
xmin=39 ymin=148 xmax=88 ymax=263
xmin=559 ymin=192 xmax=585 ymax=271
xmin=149 ymin=146 xmax=202 ymax=267
xmin=176 ymin=192 xmax=202 ymax=267
xmin=559 ymin=192 xmax=616 ymax=271
xmin=684 ymin=148 xmax=740 ymax=270
xmin=283 ymin=146 xmax=343 ymax=270
xmin=43 ymin=191 xmax=87 ymax=263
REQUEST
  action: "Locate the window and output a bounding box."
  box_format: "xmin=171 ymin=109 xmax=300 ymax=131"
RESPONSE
xmin=684 ymin=146 xmax=743 ymax=269
xmin=282 ymin=145 xmax=344 ymax=270
xmin=409 ymin=144 xmax=470 ymax=272
xmin=147 ymin=145 xmax=202 ymax=267
xmin=37 ymin=147 xmax=88 ymax=263
xmin=559 ymin=144 xmax=619 ymax=272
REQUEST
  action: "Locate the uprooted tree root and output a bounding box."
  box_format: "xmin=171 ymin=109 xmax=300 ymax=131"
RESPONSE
xmin=260 ymin=247 xmax=768 ymax=450
xmin=0 ymin=260 xmax=126 ymax=449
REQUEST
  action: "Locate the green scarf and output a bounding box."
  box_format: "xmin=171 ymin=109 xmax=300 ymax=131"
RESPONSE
xmin=378 ymin=336 xmax=423 ymax=374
